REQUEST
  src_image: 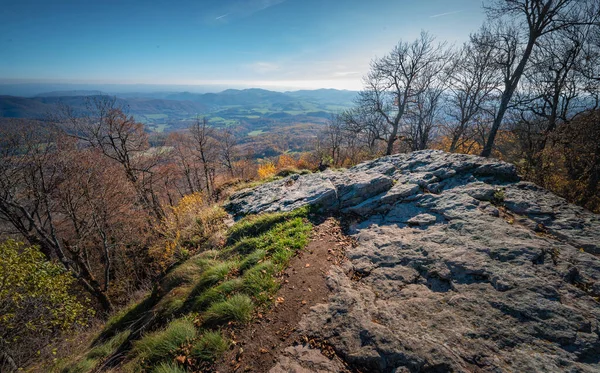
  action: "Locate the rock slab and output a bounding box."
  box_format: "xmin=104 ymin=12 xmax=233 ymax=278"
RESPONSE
xmin=226 ymin=150 xmax=600 ymax=373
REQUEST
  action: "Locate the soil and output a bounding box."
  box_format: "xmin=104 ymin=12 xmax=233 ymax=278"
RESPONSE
xmin=214 ymin=218 xmax=352 ymax=373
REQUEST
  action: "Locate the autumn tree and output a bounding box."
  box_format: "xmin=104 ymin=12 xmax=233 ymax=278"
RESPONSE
xmin=58 ymin=96 xmax=165 ymax=221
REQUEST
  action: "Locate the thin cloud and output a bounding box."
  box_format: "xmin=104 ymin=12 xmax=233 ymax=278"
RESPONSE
xmin=430 ymin=10 xmax=463 ymax=18
xmin=210 ymin=0 xmax=287 ymax=23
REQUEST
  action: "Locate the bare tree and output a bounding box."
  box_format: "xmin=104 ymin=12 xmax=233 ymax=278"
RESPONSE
xmin=58 ymin=96 xmax=165 ymax=221
xmin=215 ymin=128 xmax=238 ymax=178
xmin=445 ymin=40 xmax=500 ymax=152
xmin=189 ymin=118 xmax=218 ymax=198
xmin=479 ymin=0 xmax=598 ymax=157
xmin=355 ymin=31 xmax=450 ymax=155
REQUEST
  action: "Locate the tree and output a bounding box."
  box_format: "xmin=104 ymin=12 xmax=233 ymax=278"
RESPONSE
xmin=0 ymin=240 xmax=92 ymax=371
xmin=479 ymin=0 xmax=598 ymax=157
xmin=58 ymin=96 xmax=165 ymax=221
xmin=189 ymin=118 xmax=219 ymax=198
xmin=354 ymin=31 xmax=450 ymax=155
xmin=215 ymin=128 xmax=238 ymax=178
xmin=445 ymin=40 xmax=499 ymax=152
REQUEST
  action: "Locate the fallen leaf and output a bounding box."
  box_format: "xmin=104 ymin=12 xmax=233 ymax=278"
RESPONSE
xmin=175 ymin=355 xmax=186 ymax=364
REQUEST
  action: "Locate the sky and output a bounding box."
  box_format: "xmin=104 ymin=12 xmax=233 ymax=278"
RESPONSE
xmin=0 ymin=0 xmax=486 ymax=92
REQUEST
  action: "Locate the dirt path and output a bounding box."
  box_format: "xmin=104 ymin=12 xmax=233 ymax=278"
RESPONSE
xmin=215 ymin=218 xmax=351 ymax=373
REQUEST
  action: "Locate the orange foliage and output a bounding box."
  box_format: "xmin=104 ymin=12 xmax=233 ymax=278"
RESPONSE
xmin=258 ymin=162 xmax=277 ymax=179
xmin=277 ymin=154 xmax=297 ymax=169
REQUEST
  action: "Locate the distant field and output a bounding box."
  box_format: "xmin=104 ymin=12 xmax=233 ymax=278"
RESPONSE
xmin=150 ymin=123 xmax=168 ymax=132
xmin=248 ymin=130 xmax=265 ymax=137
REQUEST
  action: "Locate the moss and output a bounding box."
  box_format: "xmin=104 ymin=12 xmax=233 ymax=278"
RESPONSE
xmin=191 ymin=331 xmax=230 ymax=361
xmin=133 ymin=318 xmax=197 ymax=363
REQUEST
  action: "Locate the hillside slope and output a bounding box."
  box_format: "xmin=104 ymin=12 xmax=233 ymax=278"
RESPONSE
xmin=226 ymin=150 xmax=600 ymax=372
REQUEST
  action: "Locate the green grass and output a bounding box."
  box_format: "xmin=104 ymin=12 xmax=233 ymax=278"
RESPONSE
xmin=87 ymin=330 xmax=131 ymax=360
xmin=62 ymin=358 xmax=97 ymax=373
xmin=134 ymin=318 xmax=197 ymax=363
xmin=242 ymin=261 xmax=278 ymax=303
xmin=66 ymin=208 xmax=314 ymax=373
xmin=191 ymin=331 xmax=230 ymax=361
xmin=204 ymin=294 xmax=254 ymax=325
xmin=239 ymin=249 xmax=267 ymax=272
xmin=191 ymin=260 xmax=240 ymax=296
xmin=152 ymin=362 xmax=188 ymax=373
xmin=192 ymin=278 xmax=243 ymax=311
xmin=226 ymin=206 xmax=310 ymax=245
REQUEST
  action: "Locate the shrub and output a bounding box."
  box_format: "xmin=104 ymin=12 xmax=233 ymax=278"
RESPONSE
xmin=0 ymin=240 xmax=93 ymax=369
xmin=133 ymin=319 xmax=197 ymax=363
xmin=257 ymin=162 xmax=277 ymax=179
xmin=204 ymin=294 xmax=254 ymax=325
xmin=191 ymin=331 xmax=230 ymax=361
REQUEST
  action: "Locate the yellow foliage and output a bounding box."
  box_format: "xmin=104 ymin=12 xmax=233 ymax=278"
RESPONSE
xmin=152 ymin=193 xmax=227 ymax=269
xmin=277 ymin=154 xmax=297 ymax=169
xmin=258 ymin=162 xmax=276 ymax=179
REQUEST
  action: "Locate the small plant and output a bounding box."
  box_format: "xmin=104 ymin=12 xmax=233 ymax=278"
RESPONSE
xmin=203 ymin=294 xmax=254 ymax=324
xmin=492 ymin=188 xmax=505 ymax=205
xmin=134 ymin=318 xmax=197 ymax=363
xmin=191 ymin=331 xmax=230 ymax=361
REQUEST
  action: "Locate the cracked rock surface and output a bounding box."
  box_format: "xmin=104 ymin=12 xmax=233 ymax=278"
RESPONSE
xmin=226 ymin=150 xmax=600 ymax=373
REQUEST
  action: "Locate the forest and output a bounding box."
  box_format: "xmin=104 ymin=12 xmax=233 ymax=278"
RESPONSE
xmin=1 ymin=0 xmax=599 ymax=372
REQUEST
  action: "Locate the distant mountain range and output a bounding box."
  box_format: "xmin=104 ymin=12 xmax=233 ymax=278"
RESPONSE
xmin=0 ymin=88 xmax=358 ymax=132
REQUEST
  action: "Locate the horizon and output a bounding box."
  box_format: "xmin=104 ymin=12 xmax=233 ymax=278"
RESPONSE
xmin=1 ymin=0 xmax=485 ymax=93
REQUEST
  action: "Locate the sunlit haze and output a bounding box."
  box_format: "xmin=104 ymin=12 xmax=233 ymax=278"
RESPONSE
xmin=1 ymin=0 xmax=485 ymax=92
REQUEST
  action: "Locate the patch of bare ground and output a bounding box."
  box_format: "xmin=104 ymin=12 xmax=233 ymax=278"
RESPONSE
xmin=215 ymin=218 xmax=352 ymax=373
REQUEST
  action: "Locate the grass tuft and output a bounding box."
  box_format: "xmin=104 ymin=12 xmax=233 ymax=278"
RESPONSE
xmin=242 ymin=261 xmax=278 ymax=304
xmin=86 ymin=330 xmax=131 ymax=360
xmin=134 ymin=318 xmax=197 ymax=363
xmin=203 ymin=294 xmax=254 ymax=325
xmin=239 ymin=249 xmax=267 ymax=272
xmin=152 ymin=362 xmax=188 ymax=373
xmin=191 ymin=331 xmax=230 ymax=361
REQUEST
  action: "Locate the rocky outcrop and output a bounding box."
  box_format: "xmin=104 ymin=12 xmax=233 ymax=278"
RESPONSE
xmin=226 ymin=150 xmax=600 ymax=373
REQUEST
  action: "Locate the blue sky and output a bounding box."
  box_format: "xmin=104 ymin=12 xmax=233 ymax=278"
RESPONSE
xmin=0 ymin=0 xmax=485 ymax=91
